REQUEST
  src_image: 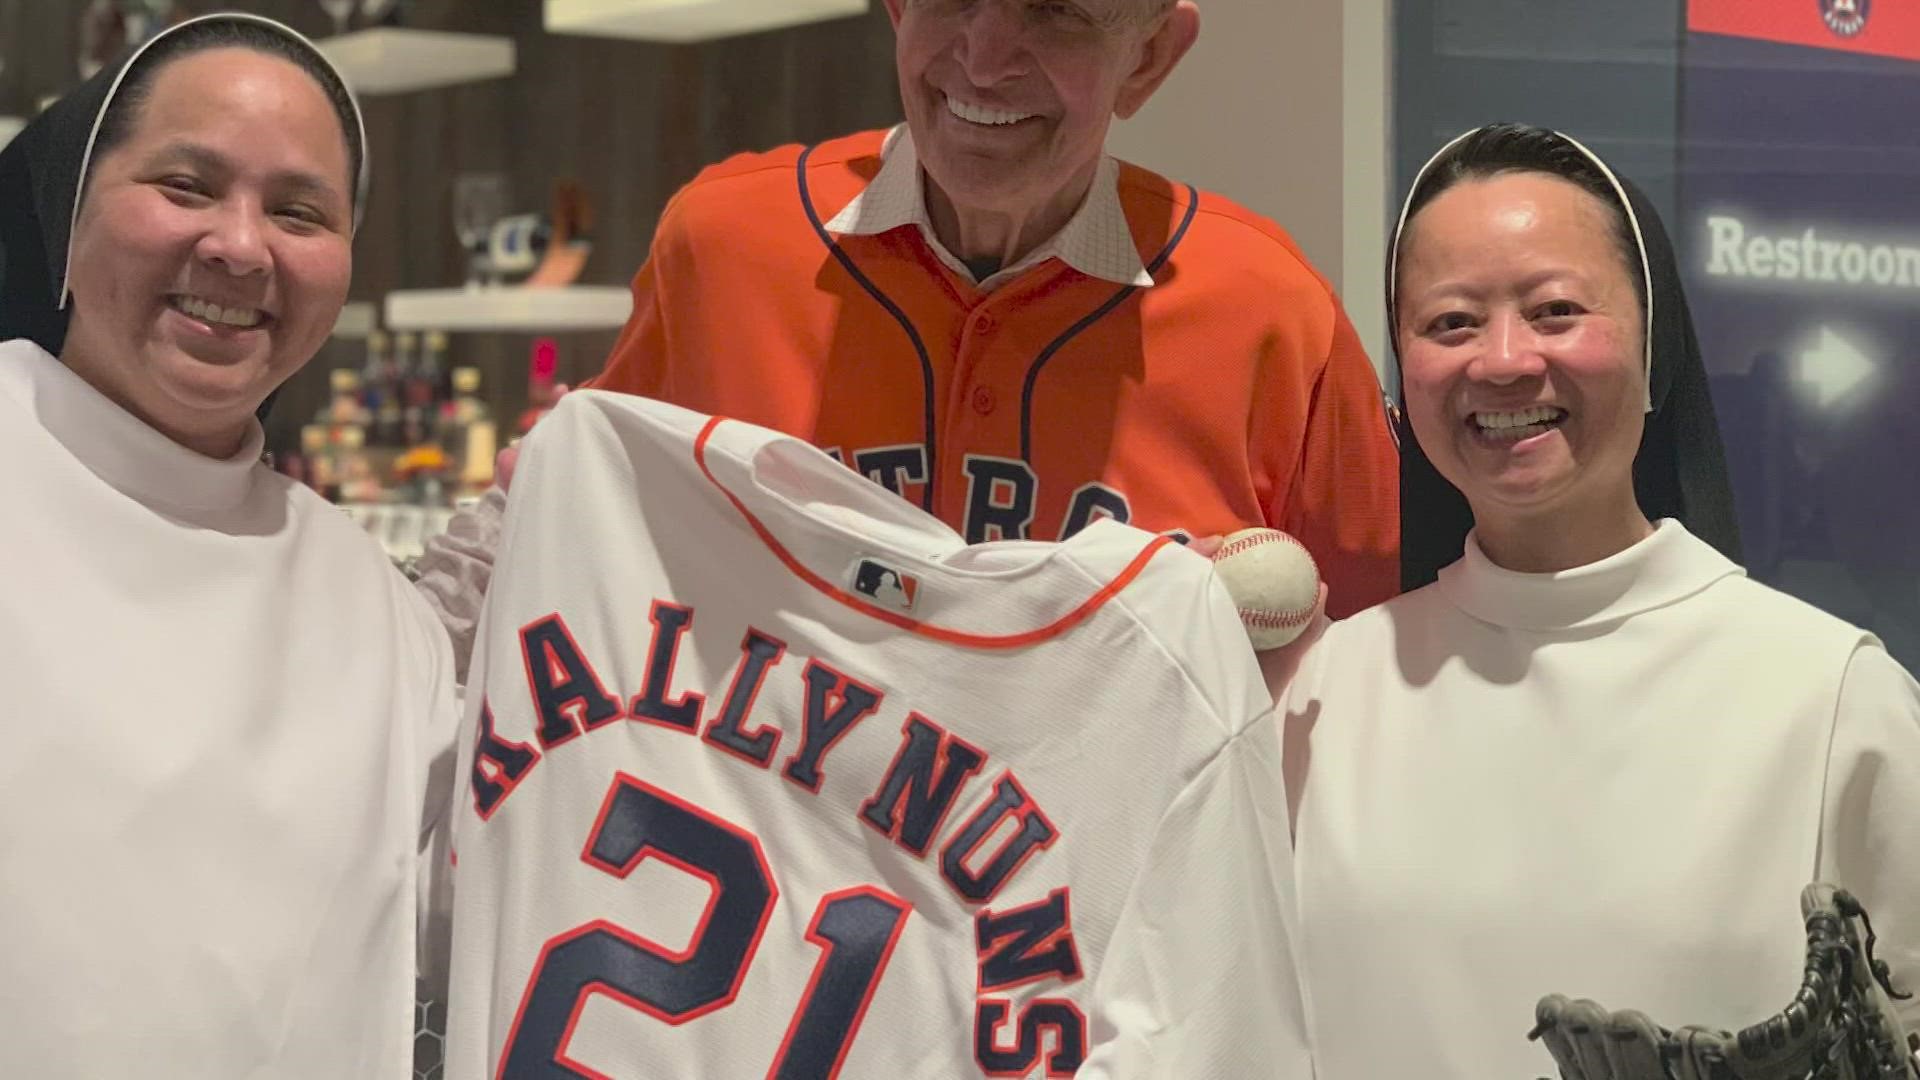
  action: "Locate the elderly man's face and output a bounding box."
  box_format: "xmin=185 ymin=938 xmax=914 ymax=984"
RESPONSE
xmin=886 ymin=0 xmax=1193 ymax=219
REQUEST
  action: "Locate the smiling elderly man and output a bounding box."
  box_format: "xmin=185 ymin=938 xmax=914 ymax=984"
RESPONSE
xmin=595 ymin=0 xmax=1394 ymax=595
xmin=419 ymin=0 xmax=1399 ymax=665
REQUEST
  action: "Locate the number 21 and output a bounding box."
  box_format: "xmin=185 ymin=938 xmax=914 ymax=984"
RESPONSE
xmin=499 ymin=774 xmax=913 ymax=1079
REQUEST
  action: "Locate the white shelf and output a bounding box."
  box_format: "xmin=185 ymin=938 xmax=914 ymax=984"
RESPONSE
xmin=545 ymin=0 xmax=868 ymax=44
xmin=331 ymin=301 xmax=377 ymax=339
xmin=315 ymin=28 xmax=515 ymax=96
xmin=384 ymin=286 xmax=632 ymax=332
xmin=0 ymin=116 xmax=24 ymax=149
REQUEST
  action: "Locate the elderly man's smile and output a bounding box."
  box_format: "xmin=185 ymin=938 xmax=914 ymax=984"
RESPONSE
xmin=943 ymin=93 xmax=1039 ymax=127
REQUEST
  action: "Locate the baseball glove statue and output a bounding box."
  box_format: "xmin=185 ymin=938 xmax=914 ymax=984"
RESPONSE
xmin=1529 ymin=884 xmax=1918 ymax=1080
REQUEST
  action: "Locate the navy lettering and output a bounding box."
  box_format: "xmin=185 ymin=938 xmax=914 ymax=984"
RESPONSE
xmin=1059 ymin=482 xmax=1131 ymax=538
xmin=629 ymin=600 xmax=704 ymax=733
xmin=519 ymin=613 xmax=623 ymax=748
xmin=976 ymin=889 xmax=1081 ymax=991
xmin=963 ymin=456 xmax=1038 ymax=543
xmin=852 ymin=445 xmax=930 ymax=497
xmin=701 ymin=628 xmax=788 ymax=768
xmin=859 ymin=715 xmax=987 ymax=856
xmin=782 ymin=660 xmax=885 ymax=793
xmin=470 ymin=698 xmax=539 ymax=819
xmin=942 ymin=774 xmax=1058 ymax=904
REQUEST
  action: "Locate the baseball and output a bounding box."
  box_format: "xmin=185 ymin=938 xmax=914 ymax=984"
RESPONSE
xmin=1210 ymin=528 xmax=1321 ymax=650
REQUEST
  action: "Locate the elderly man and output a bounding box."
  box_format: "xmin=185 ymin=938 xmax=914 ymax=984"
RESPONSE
xmin=420 ymin=6 xmax=1370 ymax=1075
xmin=420 ymin=0 xmax=1397 ymax=661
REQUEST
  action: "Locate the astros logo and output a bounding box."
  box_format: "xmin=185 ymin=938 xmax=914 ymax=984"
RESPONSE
xmin=1820 ymin=0 xmax=1869 ymax=37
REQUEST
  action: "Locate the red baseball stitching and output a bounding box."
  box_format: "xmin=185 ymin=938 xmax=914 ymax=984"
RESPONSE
xmin=1239 ymin=607 xmax=1313 ymax=628
xmin=1217 ymin=531 xmax=1318 ymax=630
xmin=1217 ymin=530 xmax=1311 ymax=563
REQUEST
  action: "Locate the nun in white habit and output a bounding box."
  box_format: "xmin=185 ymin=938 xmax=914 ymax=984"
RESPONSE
xmin=0 ymin=14 xmax=458 ymax=1077
xmin=1278 ymin=123 xmax=1920 ymax=1078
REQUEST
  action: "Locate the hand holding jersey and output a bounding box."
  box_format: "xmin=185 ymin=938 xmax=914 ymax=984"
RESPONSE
xmin=491 ymin=382 xmax=567 ymax=492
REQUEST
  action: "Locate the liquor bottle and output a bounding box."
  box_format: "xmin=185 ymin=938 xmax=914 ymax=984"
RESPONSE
xmin=405 ymin=330 xmax=448 ymax=447
xmin=325 ymin=367 xmax=368 ymax=428
xmin=421 ymin=330 xmax=453 ymax=406
xmin=378 ymin=332 xmax=413 ymax=447
xmin=337 ymin=425 xmax=382 ymax=503
xmin=515 ymin=337 xmax=560 ymax=438
xmin=359 ymin=329 xmax=390 ymax=422
xmin=301 ymin=423 xmax=336 ymax=501
xmin=445 ymin=366 xmax=497 ymax=495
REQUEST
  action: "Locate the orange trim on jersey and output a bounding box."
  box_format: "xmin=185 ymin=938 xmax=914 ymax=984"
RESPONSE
xmin=693 ymin=416 xmax=1171 ymax=650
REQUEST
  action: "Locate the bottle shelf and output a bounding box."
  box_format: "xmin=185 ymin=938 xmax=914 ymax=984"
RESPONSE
xmin=331 ymin=301 xmax=378 ymax=339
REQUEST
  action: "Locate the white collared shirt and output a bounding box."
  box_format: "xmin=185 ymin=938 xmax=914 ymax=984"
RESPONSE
xmin=824 ymin=125 xmax=1153 ymax=292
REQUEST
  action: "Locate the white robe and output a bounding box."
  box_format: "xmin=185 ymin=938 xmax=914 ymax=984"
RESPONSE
xmin=1281 ymin=519 xmax=1920 ymax=1079
xmin=0 ymin=340 xmax=460 ymax=1079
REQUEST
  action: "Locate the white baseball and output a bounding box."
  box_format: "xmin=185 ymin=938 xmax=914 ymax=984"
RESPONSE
xmin=1210 ymin=528 xmax=1321 ymax=650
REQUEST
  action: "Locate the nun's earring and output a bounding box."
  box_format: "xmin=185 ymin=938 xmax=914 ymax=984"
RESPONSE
xmin=1383 ymin=393 xmax=1410 ymax=451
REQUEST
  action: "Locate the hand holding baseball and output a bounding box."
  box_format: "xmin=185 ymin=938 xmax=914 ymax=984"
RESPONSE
xmin=1195 ymin=529 xmax=1325 ymax=650
xmin=1193 ymin=529 xmax=1329 ymax=704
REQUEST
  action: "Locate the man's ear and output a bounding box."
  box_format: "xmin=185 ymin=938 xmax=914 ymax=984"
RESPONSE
xmin=1115 ymin=2 xmax=1200 ymax=121
xmin=881 ymin=0 xmax=906 ymax=29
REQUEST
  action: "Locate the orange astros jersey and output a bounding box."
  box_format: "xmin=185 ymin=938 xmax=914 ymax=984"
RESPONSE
xmin=587 ymin=130 xmax=1399 ymax=618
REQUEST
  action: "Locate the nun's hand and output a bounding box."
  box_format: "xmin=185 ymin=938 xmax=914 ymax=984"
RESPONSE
xmin=492 ymin=383 xmax=571 ymax=493
xmin=494 ymin=445 xmax=519 ymax=492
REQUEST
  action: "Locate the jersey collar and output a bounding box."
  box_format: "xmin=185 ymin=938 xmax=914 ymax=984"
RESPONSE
xmin=824 ymin=125 xmax=1154 ymax=292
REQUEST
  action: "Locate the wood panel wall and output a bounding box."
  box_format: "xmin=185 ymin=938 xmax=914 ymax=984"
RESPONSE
xmin=2 ymin=0 xmax=903 ymax=449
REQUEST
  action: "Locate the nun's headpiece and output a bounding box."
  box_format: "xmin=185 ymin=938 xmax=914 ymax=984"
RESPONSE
xmin=1387 ymin=123 xmax=1742 ymax=590
xmin=0 ymin=12 xmax=368 ymax=357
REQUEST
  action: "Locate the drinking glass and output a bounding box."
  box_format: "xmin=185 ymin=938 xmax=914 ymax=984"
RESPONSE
xmin=452 ymin=174 xmax=509 ymax=290
xmin=316 ymin=0 xmax=354 ymax=36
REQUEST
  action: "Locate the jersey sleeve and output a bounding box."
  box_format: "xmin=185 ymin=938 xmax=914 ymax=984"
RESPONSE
xmin=1077 ymin=715 xmax=1313 ymax=1079
xmin=584 ymin=193 xmax=689 ymax=398
xmin=410 ymin=586 xmax=465 ymax=998
xmin=1817 ymin=643 xmax=1920 ymax=1032
xmin=1275 ymin=299 xmax=1399 ymax=619
xmin=412 ymin=486 xmax=508 ymax=686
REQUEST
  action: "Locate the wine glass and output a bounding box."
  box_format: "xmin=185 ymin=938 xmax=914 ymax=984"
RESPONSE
xmin=316 ymin=0 xmax=354 ymax=36
xmin=452 ymin=173 xmax=509 ymax=291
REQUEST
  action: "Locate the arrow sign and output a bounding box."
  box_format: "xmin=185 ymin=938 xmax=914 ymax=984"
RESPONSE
xmin=1799 ymin=326 xmax=1875 ymax=407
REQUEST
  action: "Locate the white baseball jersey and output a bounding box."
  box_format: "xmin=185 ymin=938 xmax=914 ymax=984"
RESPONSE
xmin=446 ymin=392 xmax=1310 ymax=1079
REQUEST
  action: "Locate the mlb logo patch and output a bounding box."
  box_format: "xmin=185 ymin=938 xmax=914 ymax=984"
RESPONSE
xmin=848 ymin=558 xmax=919 ymax=612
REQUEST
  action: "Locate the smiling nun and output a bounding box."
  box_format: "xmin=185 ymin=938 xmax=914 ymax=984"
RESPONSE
xmin=0 ymin=14 xmax=456 ymax=1077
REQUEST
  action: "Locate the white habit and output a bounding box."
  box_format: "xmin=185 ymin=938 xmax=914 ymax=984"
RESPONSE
xmin=1281 ymin=519 xmax=1920 ymax=1079
xmin=0 ymin=340 xmax=460 ymax=1078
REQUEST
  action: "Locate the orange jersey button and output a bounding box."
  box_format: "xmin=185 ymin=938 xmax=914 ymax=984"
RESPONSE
xmin=971 ymin=386 xmax=997 ymax=416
